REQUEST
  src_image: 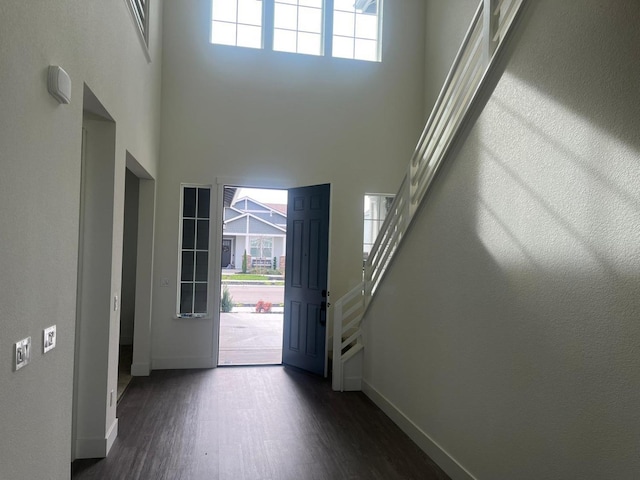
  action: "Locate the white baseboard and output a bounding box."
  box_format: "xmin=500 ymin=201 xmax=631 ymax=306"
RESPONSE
xmin=362 ymin=380 xmax=476 ymax=480
xmin=151 ymin=356 xmax=216 ymax=370
xmin=131 ymin=362 xmax=150 ymax=376
xmin=105 ymin=419 xmax=118 ymax=455
xmin=75 ymin=419 xmax=119 ymax=459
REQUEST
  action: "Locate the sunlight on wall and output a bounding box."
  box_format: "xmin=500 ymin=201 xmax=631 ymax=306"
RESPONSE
xmin=475 ymin=72 xmax=640 ymax=276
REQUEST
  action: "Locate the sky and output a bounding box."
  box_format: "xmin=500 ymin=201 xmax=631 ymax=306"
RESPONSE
xmin=236 ymin=187 xmax=288 ymax=204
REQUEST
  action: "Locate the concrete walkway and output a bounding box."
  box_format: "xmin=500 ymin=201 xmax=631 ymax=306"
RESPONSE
xmin=218 ymin=311 xmax=283 ymax=365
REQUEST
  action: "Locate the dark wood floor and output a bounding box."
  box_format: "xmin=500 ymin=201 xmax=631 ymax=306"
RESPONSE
xmin=72 ymin=366 xmax=450 ymax=480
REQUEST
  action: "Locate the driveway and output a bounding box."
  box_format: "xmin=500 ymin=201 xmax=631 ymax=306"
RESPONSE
xmin=218 ymin=311 xmax=283 ymax=365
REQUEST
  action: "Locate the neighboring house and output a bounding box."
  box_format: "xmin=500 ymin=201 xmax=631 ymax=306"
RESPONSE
xmin=222 ymin=197 xmax=287 ymax=270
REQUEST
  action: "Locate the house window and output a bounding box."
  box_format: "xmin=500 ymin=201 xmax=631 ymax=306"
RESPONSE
xmin=178 ymin=186 xmax=211 ymax=317
xmin=210 ymin=0 xmax=382 ymax=62
xmin=127 ymin=0 xmax=149 ymax=44
xmin=363 ymin=193 xmax=394 ymax=262
xmin=274 ymin=0 xmax=323 ymax=55
xmin=211 ymin=0 xmax=263 ymax=48
xmin=250 ymin=237 xmax=273 ymax=260
xmin=333 ymin=0 xmax=380 ymax=61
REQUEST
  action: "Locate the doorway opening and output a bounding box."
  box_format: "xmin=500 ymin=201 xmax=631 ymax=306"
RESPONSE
xmin=118 ymin=168 xmax=139 ymax=401
xmin=218 ymin=186 xmax=288 ymax=365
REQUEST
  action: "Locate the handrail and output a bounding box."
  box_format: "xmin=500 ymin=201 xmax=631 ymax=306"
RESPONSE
xmin=332 ymin=0 xmax=527 ymax=391
xmin=411 ymin=3 xmax=484 ymax=170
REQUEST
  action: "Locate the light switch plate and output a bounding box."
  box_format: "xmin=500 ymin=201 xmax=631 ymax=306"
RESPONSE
xmin=15 ymin=337 xmax=31 ymax=371
xmin=44 ymin=325 xmax=56 ymax=353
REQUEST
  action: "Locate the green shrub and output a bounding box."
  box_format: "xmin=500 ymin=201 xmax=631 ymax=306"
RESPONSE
xmin=242 ymin=250 xmax=248 ymax=274
xmin=221 ymin=285 xmax=234 ymax=313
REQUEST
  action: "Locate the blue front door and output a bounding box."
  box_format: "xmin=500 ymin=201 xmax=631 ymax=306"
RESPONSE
xmin=282 ymin=184 xmax=330 ymax=375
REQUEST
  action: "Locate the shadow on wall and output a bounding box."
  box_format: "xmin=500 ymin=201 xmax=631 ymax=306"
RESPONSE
xmin=363 ymin=1 xmax=640 ymax=478
xmin=508 ymin=0 xmax=640 ymax=155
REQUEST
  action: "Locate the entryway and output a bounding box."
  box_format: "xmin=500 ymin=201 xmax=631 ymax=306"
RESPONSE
xmin=216 ymin=183 xmax=331 ymax=376
xmin=218 ymin=186 xmax=287 ymax=365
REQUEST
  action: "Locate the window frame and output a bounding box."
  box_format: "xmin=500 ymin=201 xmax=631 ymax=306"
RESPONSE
xmin=177 ymin=184 xmax=212 ymax=318
xmin=332 ymin=0 xmax=382 ymax=62
xmin=250 ymin=236 xmax=274 ymax=260
xmin=211 ymin=0 xmax=264 ymax=49
xmin=209 ymin=0 xmax=383 ymax=62
xmin=125 ymin=0 xmax=151 ymax=61
xmin=273 ymin=0 xmax=325 ymax=56
xmin=363 ymin=193 xmax=394 ymax=262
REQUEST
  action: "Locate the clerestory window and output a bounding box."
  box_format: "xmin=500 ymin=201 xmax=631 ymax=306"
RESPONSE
xmin=210 ymin=0 xmax=383 ymax=62
xmin=333 ymin=0 xmax=379 ymax=61
xmin=211 ymin=0 xmax=263 ymax=48
xmin=274 ymin=0 xmax=323 ymax=56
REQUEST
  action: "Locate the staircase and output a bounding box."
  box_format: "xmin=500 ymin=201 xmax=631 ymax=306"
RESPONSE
xmin=332 ymin=0 xmax=527 ymax=391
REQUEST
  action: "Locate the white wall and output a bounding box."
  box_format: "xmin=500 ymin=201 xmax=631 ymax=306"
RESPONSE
xmin=363 ymin=1 xmax=640 ymax=479
xmin=152 ymin=0 xmax=427 ymax=367
xmin=423 ymin=0 xmax=479 ymax=114
xmin=0 ymin=1 xmax=162 ymax=477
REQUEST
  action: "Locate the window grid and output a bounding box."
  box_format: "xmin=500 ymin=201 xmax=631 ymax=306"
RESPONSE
xmin=273 ymin=1 xmax=323 ymax=56
xmin=211 ymin=0 xmax=263 ymax=49
xmin=178 ymin=186 xmax=211 ymax=317
xmin=250 ymin=237 xmax=274 ymax=260
xmin=333 ymin=1 xmax=380 ymax=62
xmin=210 ymin=0 xmax=382 ymax=62
xmin=363 ymin=194 xmax=394 ymax=262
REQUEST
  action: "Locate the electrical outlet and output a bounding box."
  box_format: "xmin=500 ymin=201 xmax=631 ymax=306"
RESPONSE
xmin=160 ymin=278 xmax=169 ymax=287
xmin=14 ymin=337 xmax=31 ymax=371
xmin=44 ymin=325 xmax=56 ymax=353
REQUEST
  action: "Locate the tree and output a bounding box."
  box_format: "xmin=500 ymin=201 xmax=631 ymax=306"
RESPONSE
xmin=221 ymin=286 xmax=234 ymax=313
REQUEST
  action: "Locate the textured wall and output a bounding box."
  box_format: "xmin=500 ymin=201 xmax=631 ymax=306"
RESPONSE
xmin=363 ymin=1 xmax=640 ymax=479
xmin=0 ymin=1 xmax=162 ymax=477
xmin=152 ymin=0 xmax=427 ymax=367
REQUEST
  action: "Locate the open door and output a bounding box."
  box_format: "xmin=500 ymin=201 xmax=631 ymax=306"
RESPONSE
xmin=282 ymin=184 xmax=330 ymax=375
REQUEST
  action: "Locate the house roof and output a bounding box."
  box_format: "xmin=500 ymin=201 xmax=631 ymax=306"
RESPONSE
xmin=264 ymin=203 xmax=287 ymax=215
xmin=223 ymin=196 xmax=287 ymax=235
xmin=224 ymin=213 xmax=286 ymax=235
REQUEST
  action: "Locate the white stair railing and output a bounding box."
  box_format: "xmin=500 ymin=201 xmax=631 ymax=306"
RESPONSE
xmin=332 ymin=0 xmax=527 ymax=391
xmin=331 ymin=281 xmax=366 ymax=391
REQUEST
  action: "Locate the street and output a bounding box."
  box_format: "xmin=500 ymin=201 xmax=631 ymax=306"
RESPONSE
xmin=223 ymin=284 xmax=284 ymax=305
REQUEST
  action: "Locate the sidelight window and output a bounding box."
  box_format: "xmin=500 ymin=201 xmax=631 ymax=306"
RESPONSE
xmin=178 ymin=186 xmax=211 ymax=317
